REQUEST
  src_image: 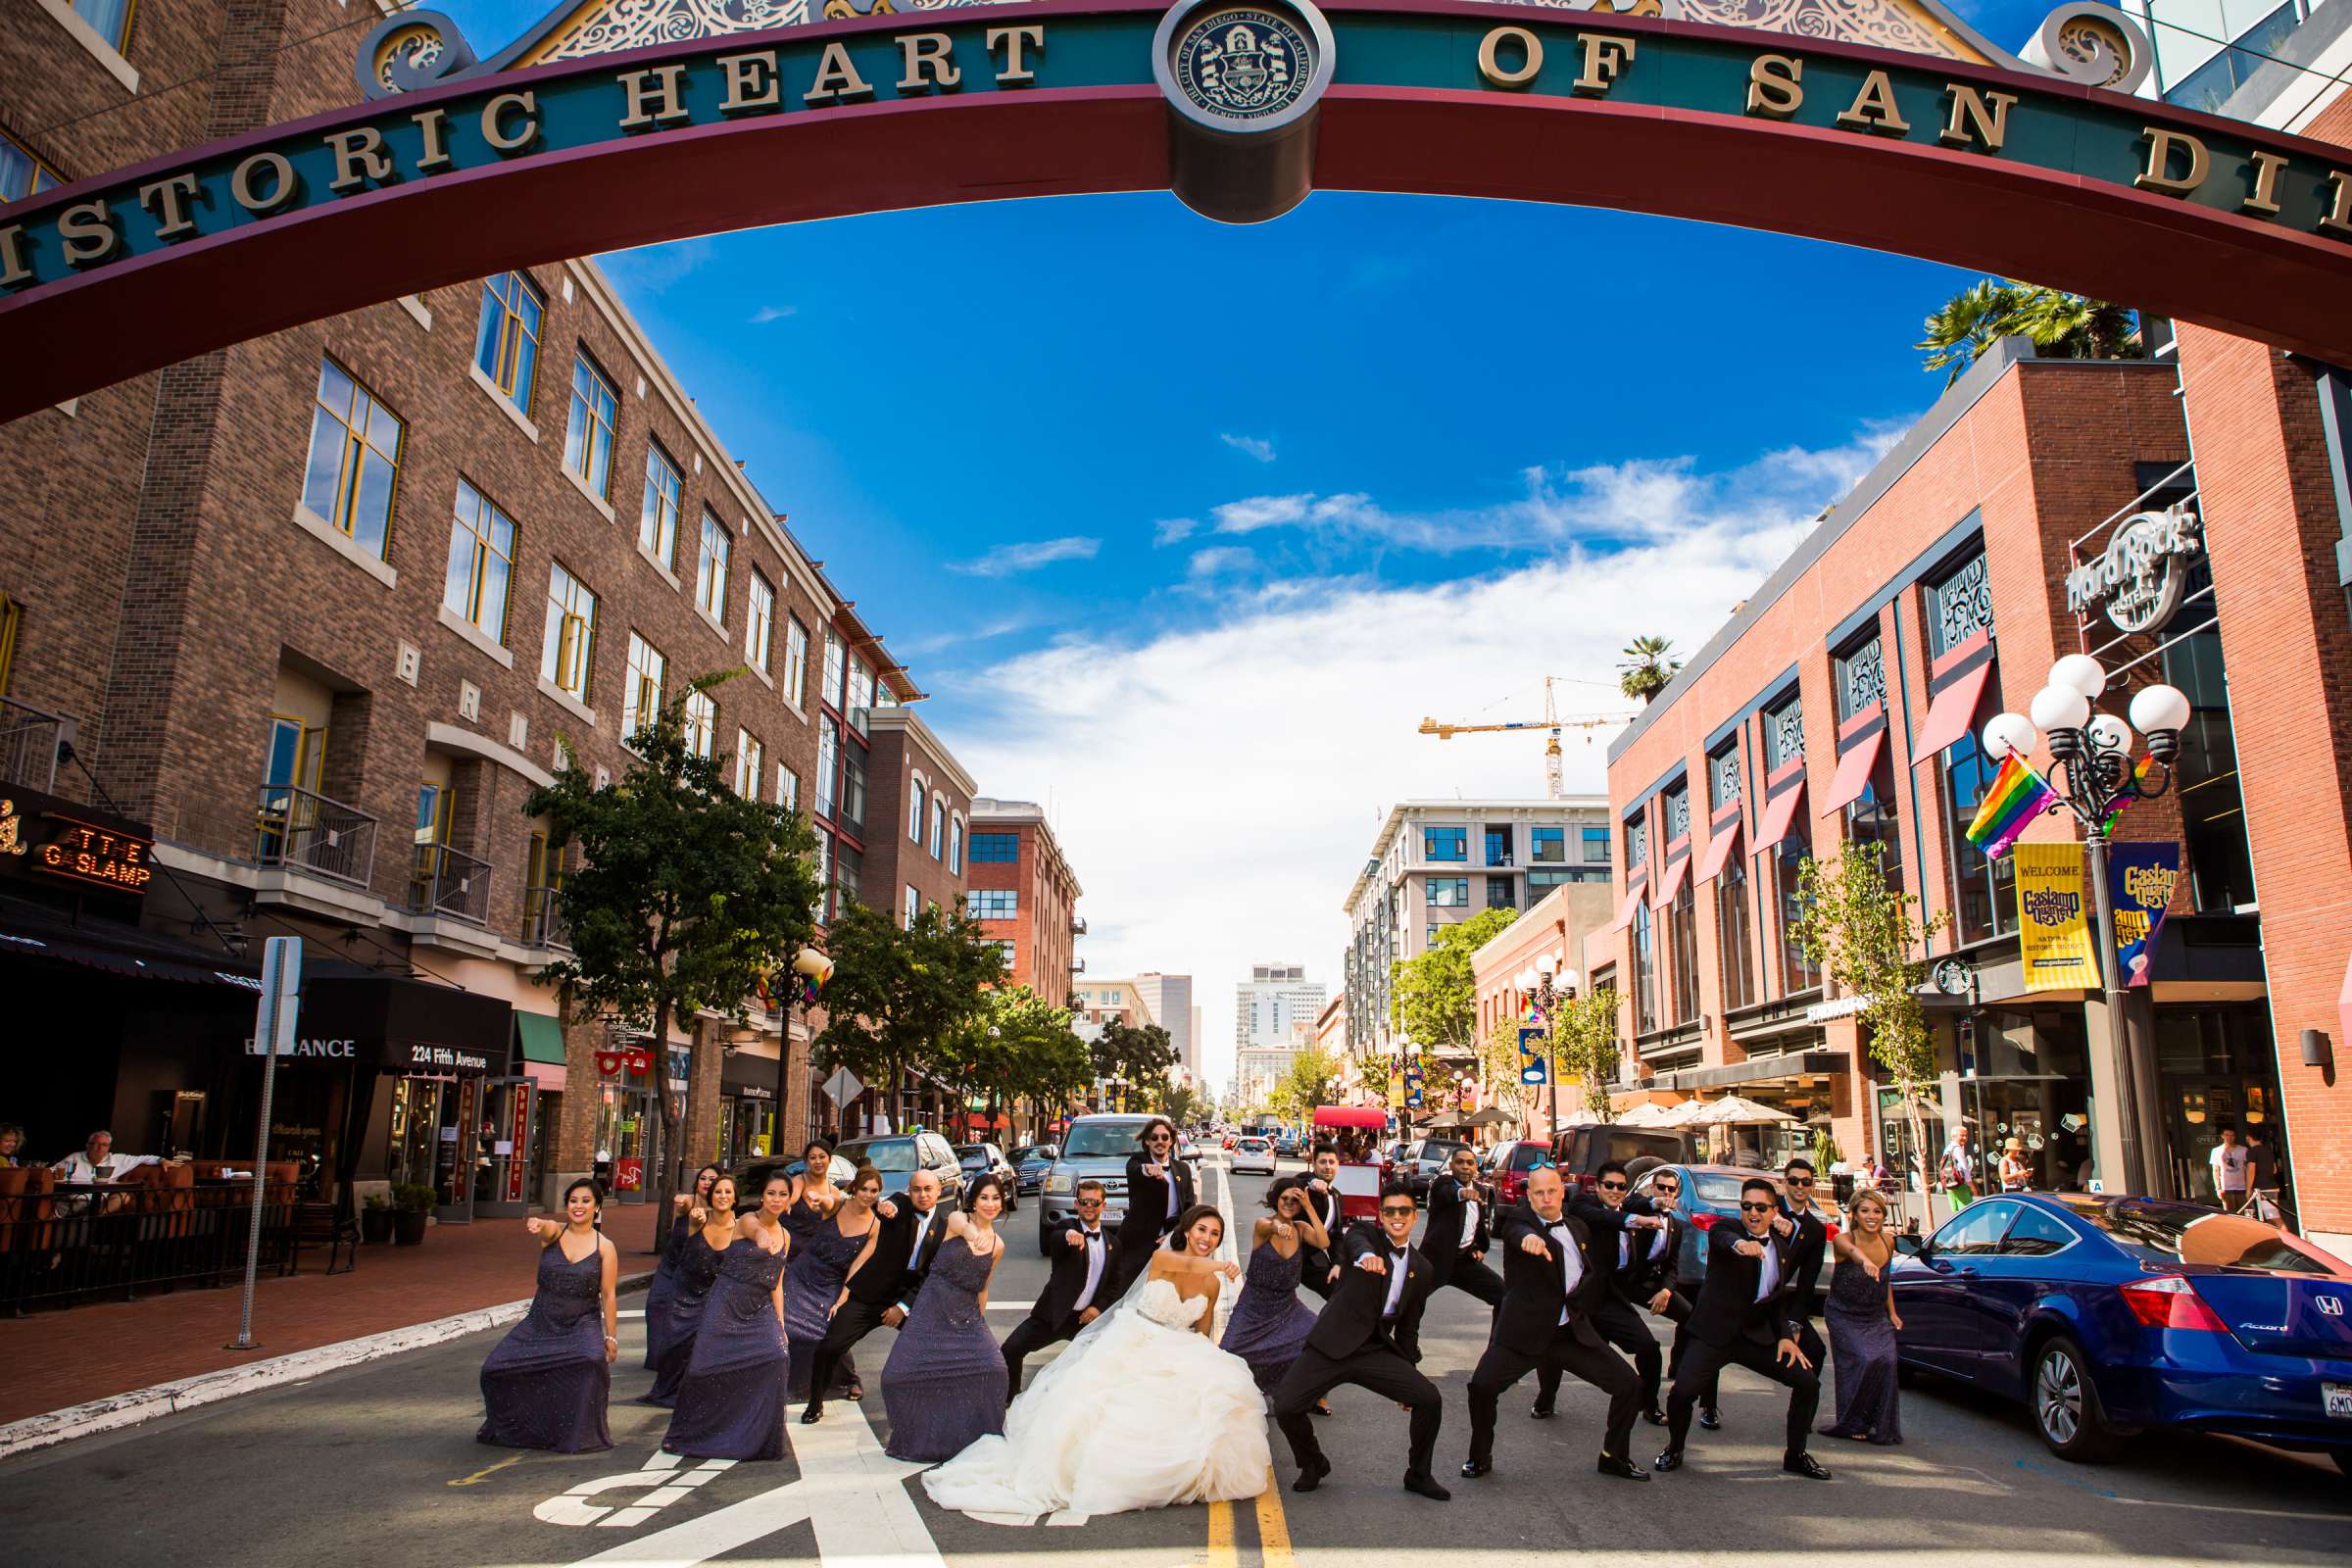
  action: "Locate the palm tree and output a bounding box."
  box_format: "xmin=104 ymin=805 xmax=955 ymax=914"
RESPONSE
xmin=1619 ymin=635 xmax=1681 ymax=704
xmin=1918 ymin=278 xmax=2026 ymax=387
xmin=1919 ymin=277 xmax=2141 ymax=385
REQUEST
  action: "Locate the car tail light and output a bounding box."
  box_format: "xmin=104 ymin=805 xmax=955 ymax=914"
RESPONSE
xmin=1822 ymin=1221 xmax=1840 ymax=1242
xmin=1690 ymin=1211 xmax=1718 ymax=1231
xmin=2119 ymin=1275 xmax=2230 ymax=1332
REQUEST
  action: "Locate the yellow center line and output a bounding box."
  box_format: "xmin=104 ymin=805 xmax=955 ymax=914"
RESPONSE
xmin=1206 ymin=1495 xmax=1239 ymax=1568
xmin=1253 ymin=1466 xmax=1297 ymax=1568
xmin=446 ymin=1451 xmax=527 ymax=1487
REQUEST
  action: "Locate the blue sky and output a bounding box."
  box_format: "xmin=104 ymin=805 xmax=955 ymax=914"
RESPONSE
xmin=441 ymin=0 xmax=2055 ymax=1089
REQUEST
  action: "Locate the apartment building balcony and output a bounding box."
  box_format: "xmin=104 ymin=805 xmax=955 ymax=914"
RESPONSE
xmin=1071 ymin=956 xmax=1087 ymax=974
xmin=411 ymin=842 xmax=491 ymax=925
xmin=0 ymin=694 xmax=73 ymax=793
xmin=1070 ymin=913 xmax=1088 ymax=936
xmin=521 ymin=883 xmax=570 ymax=951
xmin=251 ymin=785 xmax=381 ymax=920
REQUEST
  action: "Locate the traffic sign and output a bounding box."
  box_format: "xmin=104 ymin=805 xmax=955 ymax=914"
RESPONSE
xmin=822 ymin=1068 xmax=862 ymax=1105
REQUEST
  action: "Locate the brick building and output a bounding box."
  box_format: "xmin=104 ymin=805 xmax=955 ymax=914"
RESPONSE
xmin=1470 ymin=881 xmax=1617 ymax=1141
xmin=0 ymin=0 xmax=957 ymax=1215
xmin=861 ymin=705 xmax=976 ymax=931
xmin=964 ymin=798 xmax=1082 ymax=999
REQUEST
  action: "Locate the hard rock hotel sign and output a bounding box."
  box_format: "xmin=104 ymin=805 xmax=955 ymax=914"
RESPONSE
xmin=2 ymin=0 xmax=2350 ymax=416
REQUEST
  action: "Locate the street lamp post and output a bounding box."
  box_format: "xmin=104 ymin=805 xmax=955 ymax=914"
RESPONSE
xmin=1516 ymin=953 xmax=1580 ymax=1140
xmin=1984 ymin=654 xmax=2190 ymax=1199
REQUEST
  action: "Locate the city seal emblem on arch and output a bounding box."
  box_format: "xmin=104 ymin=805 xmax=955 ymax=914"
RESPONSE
xmin=1171 ymin=10 xmax=1316 ymax=122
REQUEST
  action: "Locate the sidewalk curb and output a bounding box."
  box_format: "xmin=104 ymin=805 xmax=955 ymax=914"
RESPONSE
xmin=0 ymin=1269 xmax=655 ymax=1464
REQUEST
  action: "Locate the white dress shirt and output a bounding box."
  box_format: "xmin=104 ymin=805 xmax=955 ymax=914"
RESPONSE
xmin=1459 ymin=1192 xmax=1481 ymax=1250
xmin=53 ymin=1152 xmax=159 ymax=1185
xmin=895 ymin=1206 xmax=936 ymax=1313
xmin=1546 ymin=1220 xmax=1585 ymax=1324
xmin=1073 ymin=1226 xmax=1107 ymax=1312
xmin=1380 ymin=1242 xmax=1410 ymax=1318
xmin=1754 ymin=1234 xmax=1781 ymax=1302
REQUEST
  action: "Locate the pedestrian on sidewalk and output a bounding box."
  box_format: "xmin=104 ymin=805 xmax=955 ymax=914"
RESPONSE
xmin=644 ymin=1164 xmax=721 ymax=1370
xmin=643 ymin=1173 xmax=732 ymax=1408
xmin=1937 ymin=1127 xmax=1977 ymax=1210
xmin=477 ymin=1178 xmax=618 ymax=1453
xmin=2210 ymin=1127 xmax=2251 ymax=1212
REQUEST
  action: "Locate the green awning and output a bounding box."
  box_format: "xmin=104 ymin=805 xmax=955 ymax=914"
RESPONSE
xmin=515 ymin=1011 xmax=566 ymax=1065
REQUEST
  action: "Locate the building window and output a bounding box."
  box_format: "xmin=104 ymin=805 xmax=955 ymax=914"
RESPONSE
xmin=0 ymin=591 xmax=17 ymax=694
xmin=778 ymin=765 xmax=800 ymax=814
xmin=949 ymin=817 xmax=963 ymax=873
xmin=71 ymin=0 xmax=133 ymax=51
xmin=1 ymin=130 xmax=61 ymax=204
xmin=1631 ymin=903 xmax=1658 ymax=1034
xmin=540 ymin=562 xmax=597 ymax=702
xmin=967 ymin=888 xmax=1018 ymax=919
xmin=695 ymin=514 xmax=730 ymax=623
xmin=1763 ymin=693 xmax=1804 ymax=773
xmin=1520 ymin=826 xmax=1560 ymax=864
xmin=735 ymin=728 xmax=763 ymax=798
xmin=929 ymin=800 xmax=945 ymax=858
xmin=1485 ymin=877 xmax=1515 ymax=911
xmin=1718 ymin=856 xmax=1757 ymax=1011
xmin=1424 ymin=827 xmax=1467 ymax=861
xmin=847 ymin=656 xmax=874 ymax=736
xmin=812 ymin=835 xmax=833 ymax=918
xmin=1663 ymin=783 xmax=1690 ymax=843
xmin=1843 ymin=753 xmax=1903 ymax=897
xmin=1427 ymin=876 xmax=1470 ymax=907
xmin=1530 ymin=868 xmax=1592 ymax=897
xmin=1943 ymin=724 xmax=2017 ymax=944
xmin=969 ymin=831 xmax=1017 ymax=863
xmin=441 ymin=479 xmax=515 ymax=641
xmin=2162 ymin=629 xmax=2257 ymax=913
xmin=563 ymin=354 xmax=617 ymax=499
xmin=1774 ymin=833 xmax=1819 ymax=994
xmin=1835 ymin=634 xmax=1886 ymax=722
xmin=622 ymin=632 xmax=665 ymax=743
xmin=833 ymin=840 xmax=861 ymax=912
xmin=1666 ymin=878 xmax=1700 ymax=1023
xmin=821 ymin=629 xmax=846 ymax=710
xmin=683 ymin=690 xmax=715 ymax=759
xmin=1709 ymin=746 xmax=1741 ymax=812
xmin=1583 ymin=825 xmax=1610 ymax=863
xmin=909 ymin=779 xmax=927 ymax=843
xmin=472 ymin=270 xmax=542 ymax=408
xmin=838 ymin=744 xmax=866 ymax=828
xmin=905 ymin=885 xmax=919 ymax=929
xmin=745 ymin=570 xmax=774 ymax=674
xmin=1926 ymin=549 xmax=1993 ymax=657
xmin=1625 ymin=817 xmax=1648 ymax=872
xmin=783 ymin=614 xmax=810 ymax=708
xmin=639 ymin=443 xmax=682 ymax=568
xmin=1484 ymin=825 xmax=1513 ymax=865
xmin=815 ymin=720 xmax=840 ymax=819
xmin=300 ymin=359 xmax=403 ymax=559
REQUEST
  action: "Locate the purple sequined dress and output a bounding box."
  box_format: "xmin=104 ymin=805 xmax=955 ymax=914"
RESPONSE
xmin=1219 ymin=1240 xmax=1316 ymax=1392
xmin=1821 ymin=1246 xmax=1902 ymax=1444
xmin=642 ymin=1230 xmax=724 ymax=1407
xmin=662 ymin=1237 xmax=789 ymax=1460
xmin=881 ymin=1234 xmax=1007 ymax=1462
xmin=787 ymin=1217 xmax=868 ymax=1399
xmin=641 ymin=1210 xmax=693 ymax=1369
xmin=477 ymin=1241 xmax=612 ymax=1452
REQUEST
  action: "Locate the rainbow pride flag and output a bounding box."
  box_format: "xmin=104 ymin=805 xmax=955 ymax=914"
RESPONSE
xmin=1966 ymin=754 xmax=2059 ymax=858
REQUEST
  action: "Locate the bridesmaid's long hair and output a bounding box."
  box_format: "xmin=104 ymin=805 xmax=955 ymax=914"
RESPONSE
xmin=1262 ymin=1175 xmax=1308 ymax=1212
xmin=702 ymin=1173 xmax=739 ymax=1220
xmin=1165 ymin=1203 xmax=1225 ymax=1251
xmin=963 ymin=1172 xmax=1008 ymax=1214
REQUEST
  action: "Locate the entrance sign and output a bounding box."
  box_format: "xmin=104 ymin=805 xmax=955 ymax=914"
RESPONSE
xmin=4 ymin=0 xmax=2352 ymax=416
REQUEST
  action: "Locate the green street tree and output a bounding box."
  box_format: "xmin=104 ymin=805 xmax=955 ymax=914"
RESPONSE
xmin=1551 ymin=987 xmax=1624 ymax=1120
xmin=1918 ymin=277 xmax=2140 ymax=386
xmin=1267 ymin=1045 xmax=1343 ymax=1123
xmin=1792 ymin=845 xmax=1952 ymax=1197
xmin=525 ymin=672 xmax=823 ymax=1198
xmin=1090 ymin=1015 xmax=1178 ymax=1104
xmin=1390 ymin=906 xmax=1517 ymax=1056
xmin=1152 ymin=1081 xmax=1208 ymax=1127
xmin=814 ymin=901 xmax=1008 ymax=1134
xmin=941 ymin=984 xmax=1090 ymax=1136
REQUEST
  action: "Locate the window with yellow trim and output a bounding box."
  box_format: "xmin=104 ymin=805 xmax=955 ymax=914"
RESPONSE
xmin=540 ymin=562 xmax=597 ymax=702
xmin=639 ymin=442 xmax=681 ymax=568
xmin=1 ymin=129 xmax=61 ymax=205
xmin=0 ymin=592 xmax=18 ymax=695
xmin=564 ymin=354 xmax=617 ymax=498
xmin=472 ymin=270 xmax=543 ymax=408
xmin=442 ymin=479 xmax=516 ymax=642
xmin=300 ymin=359 xmax=403 ymax=559
xmin=622 ymin=632 xmax=665 ymax=744
xmin=70 ymin=0 xmax=133 ymax=51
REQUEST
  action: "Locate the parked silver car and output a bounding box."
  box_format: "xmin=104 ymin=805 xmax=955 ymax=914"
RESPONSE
xmin=1037 ymin=1113 xmax=1158 ymax=1255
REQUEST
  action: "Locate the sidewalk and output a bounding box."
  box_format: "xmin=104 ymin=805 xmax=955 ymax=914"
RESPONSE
xmin=0 ymin=1201 xmax=661 ymax=1427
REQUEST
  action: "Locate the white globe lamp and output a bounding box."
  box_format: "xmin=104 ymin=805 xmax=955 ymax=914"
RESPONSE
xmin=2050 ymin=653 xmax=2108 ymax=699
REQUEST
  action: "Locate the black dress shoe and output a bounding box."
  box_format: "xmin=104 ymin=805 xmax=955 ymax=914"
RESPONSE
xmin=1529 ymin=1402 xmax=1556 ymax=1420
xmin=1402 ymin=1471 xmax=1452 ymax=1501
xmin=800 ymin=1403 xmax=824 ymax=1425
xmin=1652 ymin=1448 xmax=1685 ymax=1472
xmin=1459 ymin=1457 xmax=1492 ymax=1479
xmin=1291 ymin=1454 xmax=1331 ymax=1494
xmin=1642 ymin=1405 xmax=1668 ymax=1427
xmin=1783 ymin=1452 xmax=1833 ymax=1481
xmin=1697 ymin=1406 xmax=1722 ymax=1431
xmin=1597 ymin=1454 xmax=1649 ymax=1482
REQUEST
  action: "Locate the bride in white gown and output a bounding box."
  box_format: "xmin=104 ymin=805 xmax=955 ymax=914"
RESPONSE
xmin=920 ymin=1203 xmax=1273 ymax=1520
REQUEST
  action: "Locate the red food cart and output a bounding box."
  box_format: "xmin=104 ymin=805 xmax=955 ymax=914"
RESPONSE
xmin=1311 ymin=1105 xmax=1393 ymax=1222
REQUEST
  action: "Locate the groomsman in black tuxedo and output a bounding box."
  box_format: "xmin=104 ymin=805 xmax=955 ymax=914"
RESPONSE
xmin=1462 ymin=1165 xmax=1647 ymax=1482
xmin=1423 ymin=1147 xmax=1505 ymax=1308
xmin=1110 ymin=1117 xmax=1195 ymax=1295
xmin=804 ymin=1166 xmax=950 ymax=1424
xmin=1567 ymin=1159 xmax=1682 ymax=1424
xmin=1269 ymin=1181 xmax=1451 ymax=1501
xmin=1001 ymin=1179 xmax=1118 ymax=1399
xmin=1774 ymin=1156 xmax=1833 ymax=1371
xmin=1654 ymin=1176 xmax=1829 ymax=1480
xmin=1299 ymin=1145 xmax=1347 ymax=1298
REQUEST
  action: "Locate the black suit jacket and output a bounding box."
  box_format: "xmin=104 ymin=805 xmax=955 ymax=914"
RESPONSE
xmin=1779 ymin=1203 xmax=1830 ymax=1316
xmin=1117 ymin=1153 xmax=1196 ymax=1249
xmin=1686 ymin=1221 xmax=1804 ymax=1349
xmin=1570 ymin=1194 xmax=1681 ymax=1301
xmin=849 ymin=1200 xmax=949 ymax=1308
xmin=1030 ymin=1222 xmax=1119 ymax=1327
xmin=1422 ymin=1173 xmax=1491 ymax=1284
xmin=1493 ymin=1202 xmax=1613 ymax=1355
xmin=1304 ymin=1227 xmax=1435 ymax=1363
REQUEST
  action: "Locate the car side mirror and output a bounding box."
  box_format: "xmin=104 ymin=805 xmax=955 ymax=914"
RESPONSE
xmin=1893 ymin=1235 xmax=1924 ymax=1257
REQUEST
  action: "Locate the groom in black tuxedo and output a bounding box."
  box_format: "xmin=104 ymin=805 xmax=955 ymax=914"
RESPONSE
xmin=1001 ymin=1179 xmax=1119 ymax=1399
xmin=804 ymin=1166 xmax=950 ymax=1424
xmin=1110 ymin=1117 xmax=1194 ymax=1295
xmin=1268 ymin=1180 xmax=1450 ymax=1501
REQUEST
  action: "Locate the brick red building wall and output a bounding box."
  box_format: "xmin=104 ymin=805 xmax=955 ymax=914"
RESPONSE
xmin=862 ymin=710 xmax=974 ymax=924
xmin=966 ymin=808 xmax=1080 ymax=1000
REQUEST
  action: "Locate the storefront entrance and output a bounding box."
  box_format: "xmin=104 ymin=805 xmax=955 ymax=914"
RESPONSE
xmin=595 ymin=1079 xmax=654 ymax=1202
xmin=388 ymin=1075 xmax=480 ymax=1224
xmin=2157 ymin=1003 xmax=2287 ymax=1204
xmin=475 ymin=1076 xmax=537 ymax=1218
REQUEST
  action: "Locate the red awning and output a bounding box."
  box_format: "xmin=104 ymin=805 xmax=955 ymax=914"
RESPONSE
xmin=1608 ymin=883 xmax=1646 ymax=931
xmin=1754 ymin=782 xmax=1806 ymax=848
xmin=1694 ymin=819 xmax=1742 ymax=884
xmin=1649 ymin=855 xmax=1690 ymax=910
xmin=1312 ymin=1104 xmax=1389 ymax=1129
xmin=1910 ymin=662 xmax=1995 ymax=765
xmin=1818 ymin=730 xmax=1886 ymax=815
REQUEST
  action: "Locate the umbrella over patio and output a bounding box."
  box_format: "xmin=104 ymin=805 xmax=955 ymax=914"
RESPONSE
xmin=1681 ymin=1094 xmax=1798 ymax=1127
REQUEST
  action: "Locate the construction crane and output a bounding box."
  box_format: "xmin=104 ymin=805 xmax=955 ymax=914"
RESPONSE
xmin=1418 ymin=677 xmax=1637 ymax=800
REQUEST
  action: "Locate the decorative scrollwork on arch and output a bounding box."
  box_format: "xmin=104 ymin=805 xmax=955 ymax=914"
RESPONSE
xmin=356 ymin=12 xmax=480 ymax=100
xmin=2022 ymin=1 xmax=2151 ymax=92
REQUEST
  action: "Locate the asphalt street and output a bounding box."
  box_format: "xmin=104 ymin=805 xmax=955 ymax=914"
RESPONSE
xmin=3 ymin=1154 xmax=2347 ymax=1568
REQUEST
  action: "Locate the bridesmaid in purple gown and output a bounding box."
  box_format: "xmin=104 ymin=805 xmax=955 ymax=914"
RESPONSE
xmin=1820 ymin=1189 xmax=1904 ymax=1445
xmin=1220 ymin=1176 xmax=1329 ymax=1396
xmin=478 ymin=1179 xmax=618 ymax=1452
xmin=643 ymin=1173 xmax=733 ymax=1408
xmin=643 ymin=1164 xmax=721 ymax=1371
xmin=880 ymin=1173 xmax=1008 ymax=1462
xmin=789 ymin=1165 xmax=880 ymax=1400
xmin=662 ymin=1173 xmax=792 ymax=1461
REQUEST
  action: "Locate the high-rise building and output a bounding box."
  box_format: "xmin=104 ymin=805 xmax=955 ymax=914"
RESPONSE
xmin=1234 ymin=963 xmax=1327 ymax=1107
xmin=964 ymin=799 xmax=1082 ymax=997
xmin=1131 ymin=972 xmax=1197 ymax=1084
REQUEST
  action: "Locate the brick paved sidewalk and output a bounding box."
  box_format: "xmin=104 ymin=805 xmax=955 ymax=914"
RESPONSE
xmin=0 ymin=1201 xmax=661 ymax=1425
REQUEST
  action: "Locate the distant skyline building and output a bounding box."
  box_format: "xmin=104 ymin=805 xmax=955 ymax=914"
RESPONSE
xmin=1235 ymin=963 xmax=1327 ymax=1107
xmin=1131 ymin=972 xmax=1198 ymax=1086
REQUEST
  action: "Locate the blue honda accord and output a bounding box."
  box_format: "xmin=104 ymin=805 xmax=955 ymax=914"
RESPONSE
xmin=1889 ymin=1193 xmax=2352 ymax=1471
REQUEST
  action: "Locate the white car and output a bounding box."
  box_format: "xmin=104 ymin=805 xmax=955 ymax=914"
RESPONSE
xmin=1231 ymin=1137 xmax=1277 ymax=1176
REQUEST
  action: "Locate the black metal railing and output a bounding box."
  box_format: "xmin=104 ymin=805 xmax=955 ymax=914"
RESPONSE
xmin=0 ymin=694 xmax=69 ymax=793
xmin=255 ymin=784 xmax=378 ymax=887
xmin=411 ymin=841 xmax=492 ymax=924
xmin=521 ymin=883 xmax=569 ymax=949
xmin=0 ymin=1182 xmax=300 ymax=1316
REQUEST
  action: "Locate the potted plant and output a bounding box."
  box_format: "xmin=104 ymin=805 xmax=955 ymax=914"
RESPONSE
xmin=390 ymin=1183 xmax=436 ymax=1246
xmin=361 ymin=1192 xmax=394 ymax=1246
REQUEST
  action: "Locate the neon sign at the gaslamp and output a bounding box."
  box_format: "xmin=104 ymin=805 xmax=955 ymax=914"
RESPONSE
xmin=36 ymin=815 xmax=156 ymax=893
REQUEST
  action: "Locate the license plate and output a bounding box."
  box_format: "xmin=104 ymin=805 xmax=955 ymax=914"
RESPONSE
xmin=2326 ymin=1383 xmax=2352 ymax=1420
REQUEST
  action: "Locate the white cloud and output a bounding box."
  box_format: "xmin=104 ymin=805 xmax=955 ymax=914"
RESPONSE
xmin=948 ymin=536 xmax=1102 ymax=577
xmin=1220 ymin=432 xmax=1277 ymax=464
xmin=935 ymin=424 xmax=1895 ymax=1096
xmin=750 ymin=304 xmax=798 ymax=323
xmin=1211 ymin=494 xmax=1311 ymax=533
xmin=1187 ymin=545 xmax=1258 ymax=577
xmin=1153 ymin=518 xmax=1199 ymax=547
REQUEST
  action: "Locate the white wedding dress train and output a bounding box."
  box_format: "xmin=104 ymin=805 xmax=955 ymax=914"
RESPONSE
xmin=918 ymin=1275 xmax=1271 ymax=1520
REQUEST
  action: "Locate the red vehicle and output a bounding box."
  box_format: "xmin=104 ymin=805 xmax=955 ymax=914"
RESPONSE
xmin=1222 ymin=1134 xmax=1238 ymax=1151
xmin=1310 ymin=1104 xmax=1393 ymax=1222
xmin=1479 ymin=1140 xmax=1552 ymax=1205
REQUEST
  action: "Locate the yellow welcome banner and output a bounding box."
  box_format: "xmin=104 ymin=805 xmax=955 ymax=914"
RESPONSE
xmin=2016 ymin=842 xmax=2095 ymax=993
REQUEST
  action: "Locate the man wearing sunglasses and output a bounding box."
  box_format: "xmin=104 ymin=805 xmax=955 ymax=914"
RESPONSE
xmin=1001 ymin=1180 xmax=1120 ymax=1400
xmin=1268 ymin=1180 xmax=1450 ymax=1501
xmin=1654 ymin=1176 xmax=1829 ymax=1481
xmin=1564 ymin=1160 xmax=1681 ymax=1427
xmin=1774 ymin=1157 xmax=1832 ymax=1373
xmin=1111 ymin=1117 xmax=1196 ymax=1295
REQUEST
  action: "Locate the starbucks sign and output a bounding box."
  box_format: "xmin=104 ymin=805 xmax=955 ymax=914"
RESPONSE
xmin=2064 ymin=503 xmax=2203 ymax=634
